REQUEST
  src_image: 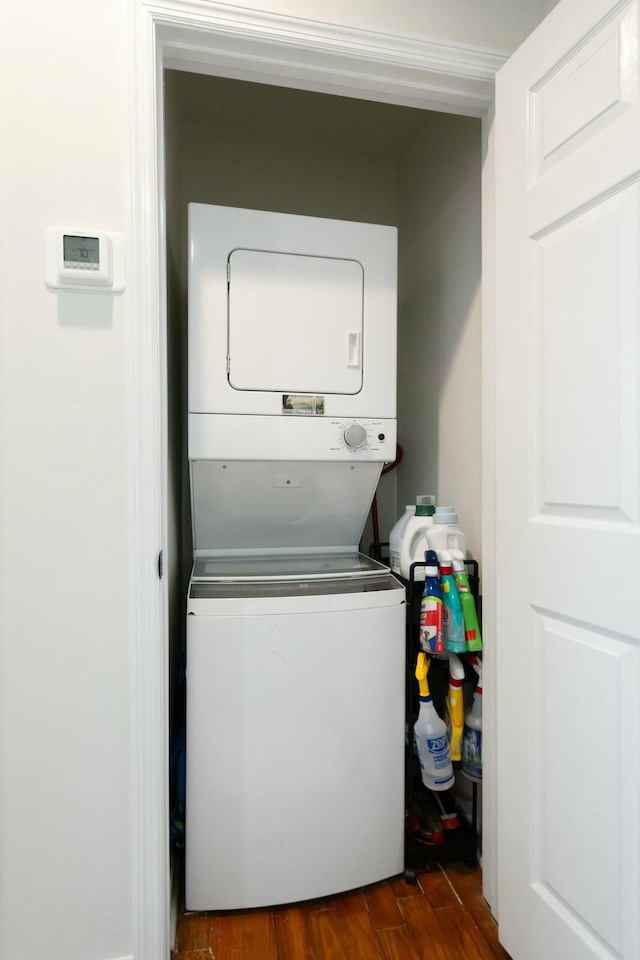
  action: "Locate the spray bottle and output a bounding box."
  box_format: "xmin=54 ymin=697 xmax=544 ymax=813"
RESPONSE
xmin=450 ymin=548 xmax=483 ymax=652
xmin=413 ymin=653 xmax=455 ymax=791
xmin=445 ymin=653 xmax=465 ymax=762
xmin=439 ymin=552 xmax=466 ymax=653
xmin=462 ymin=658 xmax=483 ymax=782
xmin=418 ymin=550 xmax=444 ymax=654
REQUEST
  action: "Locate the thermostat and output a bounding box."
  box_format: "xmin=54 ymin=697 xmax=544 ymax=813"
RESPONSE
xmin=45 ymin=227 xmax=125 ymax=293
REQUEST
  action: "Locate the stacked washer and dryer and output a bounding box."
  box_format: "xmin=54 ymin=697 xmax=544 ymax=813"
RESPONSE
xmin=185 ymin=203 xmax=406 ymax=911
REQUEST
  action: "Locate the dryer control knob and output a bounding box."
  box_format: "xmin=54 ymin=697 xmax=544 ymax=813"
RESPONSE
xmin=344 ymin=423 xmax=368 ymax=448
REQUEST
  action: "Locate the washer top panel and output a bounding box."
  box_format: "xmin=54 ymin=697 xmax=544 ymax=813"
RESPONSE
xmin=191 ymin=551 xmax=388 ymax=583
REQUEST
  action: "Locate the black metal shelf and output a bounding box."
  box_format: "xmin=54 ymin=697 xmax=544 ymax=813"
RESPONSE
xmin=369 ymin=542 xmax=481 ymax=881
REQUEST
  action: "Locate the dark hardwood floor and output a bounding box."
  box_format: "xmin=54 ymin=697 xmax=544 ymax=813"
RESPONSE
xmin=173 ymin=864 xmax=512 ymax=960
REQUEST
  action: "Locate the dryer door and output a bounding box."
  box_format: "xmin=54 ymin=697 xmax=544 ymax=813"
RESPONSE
xmin=228 ymin=249 xmax=363 ymax=395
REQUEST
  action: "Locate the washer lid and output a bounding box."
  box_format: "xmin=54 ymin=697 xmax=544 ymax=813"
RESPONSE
xmin=191 ymin=551 xmax=388 ymax=583
xmin=190 ymin=459 xmax=382 ymax=554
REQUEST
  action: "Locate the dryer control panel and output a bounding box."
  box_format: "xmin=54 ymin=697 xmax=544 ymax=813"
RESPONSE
xmin=331 ymin=420 xmax=391 ymax=456
xmin=189 ymin=413 xmax=397 ymax=462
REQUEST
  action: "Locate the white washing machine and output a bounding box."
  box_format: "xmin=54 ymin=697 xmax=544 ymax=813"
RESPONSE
xmin=185 ymin=205 xmax=404 ymax=911
xmin=185 ymin=554 xmax=405 ymax=911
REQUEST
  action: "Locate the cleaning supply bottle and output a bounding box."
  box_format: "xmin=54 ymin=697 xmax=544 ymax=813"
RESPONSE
xmin=439 ymin=552 xmax=466 ymax=653
xmin=418 ymin=550 xmax=443 ymax=654
xmin=462 ymin=659 xmax=483 ymax=782
xmin=445 ymin=653 xmax=465 ymax=762
xmin=413 ymin=653 xmax=455 ymax=791
xmin=450 ymin=548 xmax=483 ymax=652
xmin=389 ymin=505 xmax=414 ymax=574
xmin=426 ymin=506 xmax=467 ymax=560
xmin=399 ymin=495 xmax=436 ymax=580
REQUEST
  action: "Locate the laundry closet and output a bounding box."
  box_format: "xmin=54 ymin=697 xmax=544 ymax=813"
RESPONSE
xmin=163 ymin=67 xmax=483 ymax=901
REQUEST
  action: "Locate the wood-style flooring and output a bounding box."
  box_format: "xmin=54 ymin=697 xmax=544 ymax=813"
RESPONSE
xmin=173 ymin=864 xmax=512 ymax=960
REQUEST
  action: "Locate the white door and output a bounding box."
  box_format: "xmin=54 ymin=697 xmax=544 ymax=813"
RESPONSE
xmin=495 ymin=1 xmax=640 ymax=959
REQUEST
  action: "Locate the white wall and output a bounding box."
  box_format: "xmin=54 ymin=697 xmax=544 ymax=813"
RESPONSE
xmin=0 ymin=2 xmax=133 ymax=959
xmin=0 ymin=3 xmax=549 ymax=959
xmin=204 ymin=0 xmax=548 ymax=54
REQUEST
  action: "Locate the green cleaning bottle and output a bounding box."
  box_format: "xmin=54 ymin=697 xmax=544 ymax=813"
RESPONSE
xmin=450 ymin=548 xmax=483 ymax=652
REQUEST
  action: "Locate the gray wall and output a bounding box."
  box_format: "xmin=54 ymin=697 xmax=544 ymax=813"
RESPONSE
xmin=397 ymin=112 xmax=482 ymax=561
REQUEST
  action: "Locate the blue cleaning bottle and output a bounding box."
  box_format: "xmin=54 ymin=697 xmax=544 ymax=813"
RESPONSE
xmin=418 ymin=550 xmax=444 ymax=654
xmin=439 ymin=551 xmax=466 ymax=653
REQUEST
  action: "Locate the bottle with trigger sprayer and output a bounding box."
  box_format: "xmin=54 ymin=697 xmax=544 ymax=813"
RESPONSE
xmin=439 ymin=551 xmax=466 ymax=654
xmin=462 ymin=657 xmax=483 ymax=782
xmin=413 ymin=653 xmax=455 ymax=791
xmin=418 ymin=550 xmax=444 ymax=654
xmin=445 ymin=653 xmax=465 ymax=762
xmin=450 ymin=548 xmax=482 ymax=652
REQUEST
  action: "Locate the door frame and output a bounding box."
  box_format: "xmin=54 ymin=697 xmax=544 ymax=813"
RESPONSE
xmin=126 ymin=3 xmax=504 ymax=956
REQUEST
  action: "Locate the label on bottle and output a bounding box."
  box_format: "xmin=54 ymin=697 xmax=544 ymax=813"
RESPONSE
xmin=442 ymin=596 xmax=465 ymax=653
xmin=389 ymin=548 xmax=401 ymax=573
xmin=419 ymin=597 xmax=443 ymax=653
xmin=462 ymin=726 xmax=482 ymax=780
xmin=427 ymin=735 xmax=450 ymax=770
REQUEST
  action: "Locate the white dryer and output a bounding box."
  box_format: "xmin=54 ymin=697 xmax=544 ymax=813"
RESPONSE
xmin=188 ymin=203 xmax=397 ymax=463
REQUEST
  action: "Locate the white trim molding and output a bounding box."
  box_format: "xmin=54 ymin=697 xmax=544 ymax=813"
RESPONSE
xmin=126 ymin=2 xmax=170 ymax=960
xmin=154 ymin=0 xmax=507 ymax=115
xmin=126 ymin=3 xmax=504 ymax=956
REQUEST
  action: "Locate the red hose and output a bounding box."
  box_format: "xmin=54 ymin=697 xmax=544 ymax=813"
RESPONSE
xmin=372 ymin=444 xmax=404 ymax=543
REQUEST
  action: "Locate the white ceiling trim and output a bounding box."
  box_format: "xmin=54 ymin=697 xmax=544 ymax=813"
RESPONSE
xmin=150 ymin=0 xmax=507 ymax=115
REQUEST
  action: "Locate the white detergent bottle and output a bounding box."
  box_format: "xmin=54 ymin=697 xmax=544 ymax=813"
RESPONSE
xmin=388 ymin=506 xmax=414 ymax=574
xmin=427 ymin=506 xmax=467 ymax=560
xmin=413 ymin=653 xmax=455 ymax=791
xmin=399 ymin=495 xmax=436 ymax=580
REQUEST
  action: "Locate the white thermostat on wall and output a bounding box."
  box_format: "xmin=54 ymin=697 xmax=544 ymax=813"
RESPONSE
xmin=45 ymin=227 xmax=125 ymax=293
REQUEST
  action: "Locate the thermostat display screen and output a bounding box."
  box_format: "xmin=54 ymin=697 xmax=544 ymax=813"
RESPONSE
xmin=63 ymin=235 xmax=100 ymax=264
